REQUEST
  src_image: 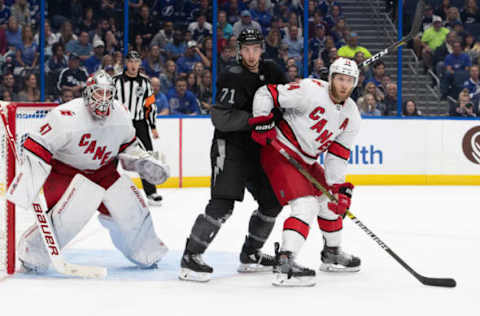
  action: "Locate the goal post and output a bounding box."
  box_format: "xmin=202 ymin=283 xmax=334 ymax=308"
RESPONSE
xmin=0 ymin=102 xmax=57 ymax=275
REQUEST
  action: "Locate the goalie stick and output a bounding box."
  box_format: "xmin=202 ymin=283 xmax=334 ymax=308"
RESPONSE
xmin=268 ymin=139 xmax=456 ymax=288
xmin=0 ymin=106 xmax=107 ymax=279
xmin=359 ymin=0 xmax=425 ymax=68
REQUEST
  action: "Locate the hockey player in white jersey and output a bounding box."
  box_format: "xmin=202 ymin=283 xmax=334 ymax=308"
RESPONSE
xmin=248 ymin=57 xmax=361 ymax=287
xmin=6 ymin=70 xmax=170 ymax=273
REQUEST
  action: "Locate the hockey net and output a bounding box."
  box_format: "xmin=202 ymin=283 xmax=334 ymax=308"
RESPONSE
xmin=0 ymin=102 xmax=57 ymax=276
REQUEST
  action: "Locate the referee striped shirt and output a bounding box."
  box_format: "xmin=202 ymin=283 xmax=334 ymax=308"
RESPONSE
xmin=113 ymin=72 xmax=157 ymax=129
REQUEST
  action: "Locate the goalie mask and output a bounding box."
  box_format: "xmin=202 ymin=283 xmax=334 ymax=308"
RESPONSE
xmin=329 ymin=57 xmax=359 ymax=87
xmin=84 ymin=70 xmax=116 ymax=119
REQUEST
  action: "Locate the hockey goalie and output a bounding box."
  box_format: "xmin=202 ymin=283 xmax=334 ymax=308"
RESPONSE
xmin=6 ymin=70 xmax=170 ymax=273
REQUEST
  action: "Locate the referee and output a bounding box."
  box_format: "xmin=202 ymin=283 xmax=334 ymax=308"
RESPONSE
xmin=113 ymin=50 xmax=163 ymax=205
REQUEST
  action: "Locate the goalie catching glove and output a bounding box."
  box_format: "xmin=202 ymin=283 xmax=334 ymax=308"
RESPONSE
xmin=327 ymin=182 xmax=354 ymax=216
xmin=249 ymin=112 xmax=277 ymax=146
xmin=119 ymin=145 xmax=170 ymax=185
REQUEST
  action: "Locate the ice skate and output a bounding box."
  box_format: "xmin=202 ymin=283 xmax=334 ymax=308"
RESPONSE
xmin=272 ymin=243 xmax=316 ymax=287
xmin=320 ymin=246 xmax=361 ymax=272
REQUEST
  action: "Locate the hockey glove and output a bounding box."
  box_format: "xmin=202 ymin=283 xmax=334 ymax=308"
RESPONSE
xmin=327 ymin=182 xmax=354 ymax=216
xmin=249 ymin=113 xmax=277 ymax=146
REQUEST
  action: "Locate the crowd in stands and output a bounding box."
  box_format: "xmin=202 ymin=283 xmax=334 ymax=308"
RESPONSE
xmin=0 ymin=0 xmax=472 ymax=118
xmin=410 ymin=0 xmax=480 ymax=117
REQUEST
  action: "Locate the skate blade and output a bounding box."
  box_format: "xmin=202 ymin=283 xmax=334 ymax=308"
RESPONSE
xmin=272 ymin=273 xmax=316 ymax=287
xmin=319 ymin=263 xmax=361 ymax=273
xmin=178 ymin=268 xmax=211 ymax=282
xmin=237 ymin=263 xmax=273 ymax=273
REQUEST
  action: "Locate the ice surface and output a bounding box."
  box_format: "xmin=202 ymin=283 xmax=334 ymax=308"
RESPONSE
xmin=1 ymin=186 xmax=478 ymax=316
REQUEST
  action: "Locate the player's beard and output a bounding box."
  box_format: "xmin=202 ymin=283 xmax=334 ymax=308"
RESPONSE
xmin=330 ymin=83 xmax=353 ymax=103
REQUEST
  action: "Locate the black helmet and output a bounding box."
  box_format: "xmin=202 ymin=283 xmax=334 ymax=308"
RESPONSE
xmin=237 ymin=28 xmax=264 ymax=47
xmin=126 ymin=50 xmax=141 ymax=61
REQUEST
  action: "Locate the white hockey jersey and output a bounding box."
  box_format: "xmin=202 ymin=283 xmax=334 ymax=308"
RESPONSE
xmin=252 ymin=78 xmax=361 ymax=186
xmin=7 ymin=98 xmax=137 ymax=209
xmin=26 ymin=98 xmax=136 ymax=171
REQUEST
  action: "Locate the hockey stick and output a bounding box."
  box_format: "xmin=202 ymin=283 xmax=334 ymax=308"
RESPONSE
xmin=359 ymin=0 xmax=425 ymax=68
xmin=268 ymin=139 xmax=456 ymax=288
xmin=0 ymin=107 xmax=107 ymax=279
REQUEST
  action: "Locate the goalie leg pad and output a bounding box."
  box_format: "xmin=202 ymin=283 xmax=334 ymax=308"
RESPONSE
xmin=282 ymin=196 xmax=319 ymax=256
xmin=18 ymin=174 xmax=105 ymax=272
xmin=317 ymin=195 xmax=342 ymax=247
xmin=100 ymin=175 xmax=168 ymax=268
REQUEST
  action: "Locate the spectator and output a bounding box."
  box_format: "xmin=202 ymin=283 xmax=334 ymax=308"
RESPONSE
xmin=78 ymin=7 xmax=96 ymax=33
xmin=58 ymin=20 xmax=77 ymax=48
xmin=6 ymin=16 xmax=21 ymax=49
xmin=218 ymin=10 xmax=233 ymax=39
xmin=309 ymin=23 xmax=327 ymax=60
xmin=232 ymin=10 xmax=262 ymax=37
xmin=217 ymin=45 xmax=236 ymax=74
xmin=142 ymin=44 xmax=164 ymax=78
xmin=319 ymin=0 xmax=341 ymax=17
xmin=351 ymin=70 xmax=367 ymax=102
xmin=281 ymin=25 xmax=303 ymax=60
xmin=433 ymin=30 xmax=458 ymax=76
xmin=324 ymin=45 xmax=338 ymax=68
xmin=159 ymin=59 xmax=177 ymax=94
xmin=91 ymin=18 xmax=109 ymax=44
xmin=435 ymin=0 xmax=451 ymax=20
xmin=133 ymin=34 xmax=147 ymax=59
xmin=463 ymin=33 xmax=480 ymax=62
xmin=151 ymin=77 xmax=169 ymax=115
xmin=421 ymin=16 xmax=450 ymax=71
xmin=188 ymin=10 xmax=212 ymax=42
xmin=2 ymin=89 xmax=12 ymax=101
xmin=223 ymin=0 xmax=243 ymax=25
xmin=197 ymin=70 xmax=212 ymax=114
xmin=384 ymin=83 xmax=399 ymax=116
xmin=151 ymin=21 xmax=174 ymax=49
xmin=283 ymin=12 xmax=303 ymax=40
xmin=338 ymin=32 xmax=372 ymax=59
xmin=46 ymin=42 xmax=68 ymax=74
xmin=0 ymin=0 xmax=10 ymax=28
xmin=167 ymin=77 xmax=201 ymax=115
xmin=196 ymin=36 xmax=213 ymax=69
xmin=165 ymin=30 xmax=186 ymax=60
xmin=83 ymin=39 xmax=105 ymax=74
xmin=366 ymin=61 xmax=386 ymax=87
xmin=403 ymin=99 xmax=422 ymax=116
xmin=461 ymin=0 xmax=480 ymax=24
xmin=250 ymin=0 xmax=272 ymax=34
xmin=112 ymin=50 xmax=123 ymax=75
xmin=325 ymin=4 xmax=343 ymax=29
xmin=15 ymin=24 xmax=38 ymax=73
xmin=309 ymin=57 xmax=328 ymax=80
xmin=10 ymin=0 xmax=30 ymax=26
xmin=192 ymin=61 xmax=204 ymax=83
xmin=57 ymin=53 xmax=88 ymax=97
xmin=452 ymin=88 xmax=477 ymax=116
xmin=440 ymin=40 xmax=471 ymax=98
xmin=66 ymin=31 xmax=92 ymax=62
xmin=444 ymin=7 xmax=461 ymax=29
xmin=287 ymin=64 xmax=298 ymax=81
xmin=413 ymin=4 xmax=441 ymax=57
xmin=176 ymin=40 xmax=202 ymax=76
xmin=360 ymin=93 xmax=382 ymax=116
xmin=360 ymin=81 xmax=385 ymax=106
xmin=464 ymin=65 xmax=480 ymax=99
xmin=16 ymin=72 xmax=39 ymax=101
xmin=264 ymin=28 xmax=281 ymax=59
xmin=1 ymin=72 xmax=17 ymax=99
xmin=353 ymin=51 xmax=367 ymax=68
xmin=57 ymin=88 xmax=74 ymax=104
xmin=33 ymin=20 xmax=59 ymax=58
xmin=133 ymin=4 xmax=156 ymax=46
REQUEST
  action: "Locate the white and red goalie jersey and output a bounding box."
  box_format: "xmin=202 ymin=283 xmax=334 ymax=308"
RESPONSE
xmin=252 ymin=78 xmax=361 ymax=186
xmin=8 ymin=98 xmax=138 ymax=209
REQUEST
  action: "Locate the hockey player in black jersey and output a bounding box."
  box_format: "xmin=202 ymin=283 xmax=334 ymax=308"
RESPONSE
xmin=179 ymin=28 xmax=288 ymax=282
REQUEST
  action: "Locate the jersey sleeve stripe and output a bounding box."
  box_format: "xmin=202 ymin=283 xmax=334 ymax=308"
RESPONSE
xmin=327 ymin=141 xmax=351 ymax=161
xmin=119 ymin=136 xmax=137 ymax=153
xmin=317 ymin=216 xmax=343 ymax=233
xmin=278 ymin=120 xmax=319 ymax=160
xmin=283 ymin=216 xmax=310 ymax=239
xmin=23 ymin=137 xmax=52 ymax=164
xmin=266 ymin=84 xmax=280 ymax=108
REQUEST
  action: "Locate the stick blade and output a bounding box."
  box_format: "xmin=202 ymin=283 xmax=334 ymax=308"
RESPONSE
xmin=421 ymin=277 xmax=456 ymax=288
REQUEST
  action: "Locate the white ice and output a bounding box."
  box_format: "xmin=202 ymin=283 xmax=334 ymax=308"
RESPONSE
xmin=1 ymin=186 xmax=478 ymax=316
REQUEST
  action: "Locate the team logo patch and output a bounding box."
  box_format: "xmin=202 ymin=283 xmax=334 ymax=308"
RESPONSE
xmin=135 ymin=86 xmax=146 ymax=96
xmin=462 ymin=126 xmax=480 ymax=164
